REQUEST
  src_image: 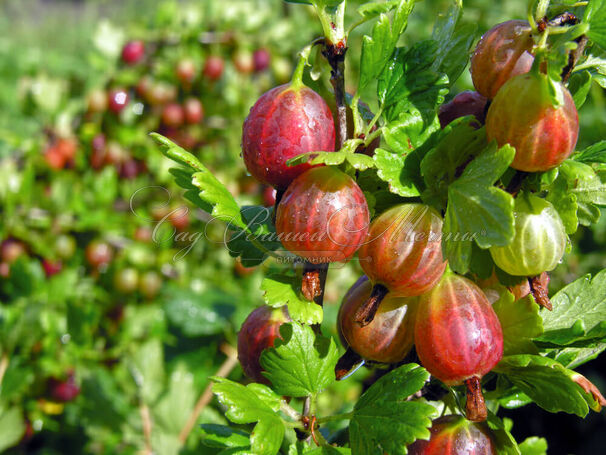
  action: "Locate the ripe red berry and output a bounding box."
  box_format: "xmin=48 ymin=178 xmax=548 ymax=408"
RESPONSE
xmin=56 ymin=138 xmax=78 ymax=161
xmin=408 ymin=415 xmax=496 ymax=455
xmin=486 ymin=72 xmax=579 ymax=172
xmin=470 ymin=20 xmax=534 ymax=99
xmin=121 ymin=40 xmax=145 ymax=65
xmin=203 ymin=56 xmax=225 ymax=81
xmin=338 ymin=276 xmax=416 ymax=363
xmin=253 ymin=48 xmax=271 ymax=72
xmin=176 ymin=58 xmax=197 ymax=85
xmin=438 ymin=91 xmax=488 ymax=128
xmin=85 ymin=241 xmax=113 ymax=269
xmin=262 ymin=186 xmax=277 ymax=207
xmin=415 ymin=273 xmax=503 ymax=421
xmin=49 ymin=372 xmax=80 ymax=402
xmin=183 ymin=98 xmax=204 ymax=124
xmin=161 ymin=103 xmax=185 ymax=128
xmin=242 ymin=83 xmax=335 ymax=189
xmin=237 ymin=306 xmax=290 ymax=383
xmin=234 ymin=258 xmax=256 ymax=277
xmin=44 ymin=147 xmax=66 ymax=170
xmin=107 ymin=88 xmax=130 ymax=114
xmin=275 ymin=167 xmax=369 ymax=263
xmin=490 ymin=194 xmax=566 ymax=276
xmin=42 ymin=259 xmax=62 ymax=277
xmin=358 ymin=204 xmax=447 ymax=297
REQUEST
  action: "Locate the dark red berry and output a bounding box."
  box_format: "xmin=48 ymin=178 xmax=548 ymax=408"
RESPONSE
xmin=338 ymin=276 xmax=416 ymax=363
xmin=242 ymin=83 xmax=335 ymax=189
xmin=275 ymin=167 xmax=369 ymax=263
xmin=183 ymin=98 xmax=204 ymax=124
xmin=415 ymin=273 xmax=503 ymax=421
xmin=358 ymin=204 xmax=447 ymax=297
xmin=470 ymin=20 xmax=534 ymax=99
xmin=262 ymin=186 xmax=277 ymax=207
xmin=439 ymin=91 xmax=488 ymax=128
xmin=253 ymin=48 xmax=271 ymax=72
xmin=237 ymin=306 xmax=290 ymax=383
xmin=203 ymin=56 xmax=225 ymax=81
xmin=486 ymin=72 xmax=579 ymax=172
xmin=107 ymin=89 xmax=130 ymax=114
xmin=121 ymin=40 xmax=145 ymax=65
xmin=42 ymin=259 xmax=62 ymax=277
xmin=408 ymin=415 xmax=496 ymax=455
xmin=49 ymin=372 xmax=80 ymax=402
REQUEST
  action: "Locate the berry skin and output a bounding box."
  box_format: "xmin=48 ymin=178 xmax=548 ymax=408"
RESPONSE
xmin=114 ymin=268 xmax=139 ymax=294
xmin=408 ymin=415 xmax=496 ymax=455
xmin=233 ymin=50 xmax=255 ymax=74
xmin=139 ymin=271 xmax=162 ymax=299
xmin=275 ymin=167 xmax=369 ymax=263
xmin=338 ymin=276 xmax=417 ymax=363
xmin=0 ymin=239 xmax=26 ymax=264
xmin=262 ymin=186 xmax=277 ymax=207
xmin=237 ymin=306 xmax=290 ymax=383
xmin=107 ymin=89 xmax=130 ymax=114
xmin=242 ymin=83 xmax=335 ymax=189
xmin=358 ymin=204 xmax=447 ymax=297
xmin=486 ymin=72 xmax=579 ymax=172
xmin=183 ymin=98 xmax=204 ymax=124
xmin=85 ymin=241 xmax=113 ymax=269
xmin=176 ymin=59 xmax=197 ymax=85
xmin=470 ymin=20 xmax=534 ymax=99
xmin=121 ymin=40 xmax=145 ymax=65
xmin=161 ymin=103 xmax=185 ymax=128
xmin=203 ymin=56 xmax=225 ymax=81
xmin=438 ymin=91 xmax=488 ymax=128
xmin=490 ymin=194 xmax=566 ymax=276
xmin=253 ymin=48 xmax=271 ymax=72
xmin=44 ymin=147 xmax=66 ymax=170
xmin=42 ymin=259 xmax=62 ymax=277
xmin=49 ymin=372 xmax=80 ymax=402
xmin=87 ymin=89 xmax=108 ymax=113
xmin=415 ymin=273 xmax=503 ymax=421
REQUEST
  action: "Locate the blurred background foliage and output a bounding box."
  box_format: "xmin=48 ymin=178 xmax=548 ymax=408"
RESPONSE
xmin=0 ymin=0 xmax=604 ymax=453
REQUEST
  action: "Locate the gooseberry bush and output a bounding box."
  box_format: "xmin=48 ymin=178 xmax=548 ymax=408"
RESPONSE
xmin=154 ymin=0 xmax=606 ymax=453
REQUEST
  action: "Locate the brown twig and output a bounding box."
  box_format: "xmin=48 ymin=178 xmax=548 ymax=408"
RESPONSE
xmin=139 ymin=403 xmax=153 ymax=455
xmin=561 ymin=35 xmax=588 ymax=83
xmin=178 ymin=344 xmax=239 ymax=444
xmin=322 ymin=44 xmax=348 ymax=149
xmin=528 ymin=275 xmax=553 ymax=310
xmin=464 ymin=377 xmax=487 ymax=422
xmin=354 ymin=283 xmax=389 ymax=327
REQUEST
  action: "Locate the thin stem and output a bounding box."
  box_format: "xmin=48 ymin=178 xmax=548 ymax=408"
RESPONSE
xmin=178 ymin=345 xmax=239 ymax=444
xmin=315 ymin=411 xmax=354 ymax=424
xmin=281 ymin=402 xmax=302 ymax=422
xmin=0 ymin=353 xmax=8 ymax=387
xmin=140 ymin=403 xmax=153 ymax=455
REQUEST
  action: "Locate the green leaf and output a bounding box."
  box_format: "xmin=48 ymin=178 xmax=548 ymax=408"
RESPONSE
xmin=519 ymin=436 xmax=548 ymax=455
xmin=350 ymin=364 xmax=436 ymax=455
xmin=486 ymin=412 xmax=521 ymax=455
xmin=261 ymin=275 xmax=323 ymax=325
xmin=151 ymin=133 xmax=203 ymax=171
xmin=431 ymin=3 xmax=476 ymax=85
xmin=260 ymin=322 xmax=338 ymax=397
xmin=494 ymin=292 xmax=543 ymax=356
xmin=536 ymin=270 xmax=606 ymax=348
xmin=359 ymin=0 xmax=416 ymax=90
xmin=227 ymin=206 xmax=281 ymax=267
xmin=373 ymin=148 xmax=420 ymax=197
xmin=574 ymin=140 xmax=606 ymax=164
xmin=212 ymin=378 xmax=284 ymax=455
xmin=307 ymin=447 xmax=351 ymax=455
xmin=443 ymin=144 xmax=516 ymax=274
xmin=568 ymin=71 xmax=592 ymax=109
xmin=201 ymin=424 xmax=250 ymax=449
xmin=0 ymin=407 xmax=25 ymax=452
xmin=585 ymin=0 xmax=606 ymax=50
xmin=357 ymin=1 xmax=399 ymax=19
xmin=287 ymin=148 xmax=376 ymax=171
xmin=130 ymin=339 xmax=165 ymax=404
xmin=494 ymin=355 xmax=597 ymax=416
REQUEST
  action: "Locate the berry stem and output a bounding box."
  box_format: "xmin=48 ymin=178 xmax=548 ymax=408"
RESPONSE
xmin=354 ymin=283 xmax=389 ymax=327
xmin=302 ymin=262 xmax=329 ymax=309
xmin=464 ymin=377 xmax=488 ymax=422
xmin=528 ymin=275 xmax=553 ymax=310
xmin=322 ymin=43 xmax=348 ymax=149
xmin=335 ymin=347 xmax=365 ymax=380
